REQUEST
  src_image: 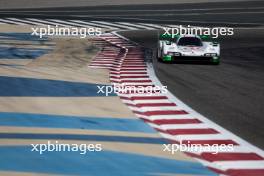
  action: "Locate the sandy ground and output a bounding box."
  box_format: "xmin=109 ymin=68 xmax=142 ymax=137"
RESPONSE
xmin=0 ymin=24 xmax=205 ymax=176
xmin=0 ymin=97 xmax=135 ymax=118
xmin=0 ymin=24 xmax=134 ymax=118
xmin=0 ymin=25 xmax=34 ymax=33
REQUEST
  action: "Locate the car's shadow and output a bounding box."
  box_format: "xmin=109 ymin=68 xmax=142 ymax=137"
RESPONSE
xmin=158 ymin=60 xmax=218 ymax=65
xmin=157 ymin=57 xmax=219 ymax=65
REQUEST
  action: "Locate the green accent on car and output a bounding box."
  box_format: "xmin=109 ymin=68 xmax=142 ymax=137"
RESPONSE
xmin=200 ymin=35 xmax=210 ymax=39
xmin=212 ymin=56 xmax=220 ymax=64
xmin=162 ymin=55 xmax=172 ymax=61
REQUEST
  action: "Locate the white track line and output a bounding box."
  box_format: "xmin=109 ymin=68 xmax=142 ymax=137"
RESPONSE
xmin=24 ymin=18 xmax=54 ymax=26
xmin=137 ymin=23 xmax=165 ymax=29
xmin=117 ymin=22 xmax=155 ymax=30
xmin=92 ymin=21 xmax=137 ymax=30
xmin=0 ymin=18 xmax=26 ymax=25
xmin=5 ymin=18 xmax=39 ymax=25
xmin=70 ymin=20 xmax=118 ymax=30
xmin=27 ymin=18 xmax=69 ymax=27
xmin=49 ymin=19 xmax=91 ymax=28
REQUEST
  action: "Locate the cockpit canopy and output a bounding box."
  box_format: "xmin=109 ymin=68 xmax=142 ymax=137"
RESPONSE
xmin=177 ymin=37 xmax=203 ymax=47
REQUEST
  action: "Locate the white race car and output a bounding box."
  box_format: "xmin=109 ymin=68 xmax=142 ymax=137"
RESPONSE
xmin=157 ymin=34 xmax=220 ymax=64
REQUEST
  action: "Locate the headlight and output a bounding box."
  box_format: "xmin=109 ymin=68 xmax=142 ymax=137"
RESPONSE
xmin=167 ymin=52 xmax=181 ymax=56
xmin=205 ymin=53 xmax=217 ymax=57
xmin=167 ymin=52 xmax=174 ymax=56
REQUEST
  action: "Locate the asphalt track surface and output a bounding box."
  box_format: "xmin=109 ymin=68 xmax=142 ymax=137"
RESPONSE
xmin=120 ymin=28 xmax=264 ymax=150
xmin=0 ymin=0 xmax=263 ymax=150
xmin=0 ymin=1 xmax=263 ymax=27
xmin=0 ymin=0 xmax=251 ymax=9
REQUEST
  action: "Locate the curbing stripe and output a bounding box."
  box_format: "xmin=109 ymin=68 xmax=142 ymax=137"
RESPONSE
xmin=89 ymin=33 xmax=264 ymax=175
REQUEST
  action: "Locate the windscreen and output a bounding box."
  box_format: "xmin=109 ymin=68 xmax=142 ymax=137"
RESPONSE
xmin=177 ymin=37 xmax=202 ymax=46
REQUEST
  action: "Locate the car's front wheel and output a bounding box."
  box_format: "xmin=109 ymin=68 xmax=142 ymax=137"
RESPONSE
xmin=211 ymin=57 xmax=220 ymax=65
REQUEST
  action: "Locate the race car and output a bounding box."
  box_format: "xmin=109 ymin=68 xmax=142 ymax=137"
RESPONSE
xmin=157 ymin=34 xmax=220 ymax=64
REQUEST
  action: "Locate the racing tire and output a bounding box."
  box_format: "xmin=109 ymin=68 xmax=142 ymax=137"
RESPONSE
xmin=211 ymin=60 xmax=220 ymax=65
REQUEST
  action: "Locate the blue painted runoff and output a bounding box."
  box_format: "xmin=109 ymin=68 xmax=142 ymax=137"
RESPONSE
xmin=0 ymin=112 xmax=155 ymax=133
xmin=0 ymin=133 xmax=166 ymax=144
xmin=0 ymin=47 xmax=51 ymax=59
xmin=0 ymin=146 xmax=217 ymax=176
xmin=0 ymin=33 xmax=53 ymax=59
xmin=0 ymin=76 xmax=116 ymax=96
xmin=0 ymin=33 xmax=49 ymax=41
